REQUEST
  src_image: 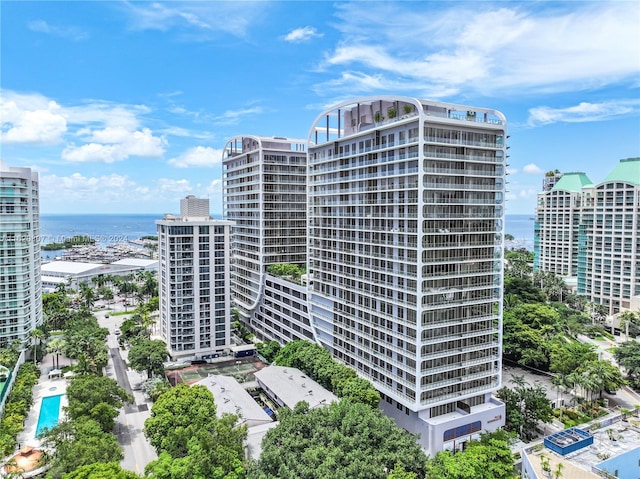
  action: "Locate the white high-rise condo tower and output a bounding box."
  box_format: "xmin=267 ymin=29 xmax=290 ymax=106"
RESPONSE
xmin=0 ymin=163 xmax=42 ymax=348
xmin=222 ymin=136 xmax=311 ymax=342
xmin=156 ymin=196 xmax=234 ymax=360
xmin=307 ymin=96 xmax=507 ymax=453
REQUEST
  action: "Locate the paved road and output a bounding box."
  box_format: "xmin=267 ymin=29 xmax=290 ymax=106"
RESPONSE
xmin=96 ymin=298 xmax=158 ymax=473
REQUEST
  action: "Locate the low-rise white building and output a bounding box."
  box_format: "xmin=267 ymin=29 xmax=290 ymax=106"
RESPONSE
xmin=254 ymin=365 xmax=338 ymax=410
xmin=41 ymin=259 xmax=158 ymax=292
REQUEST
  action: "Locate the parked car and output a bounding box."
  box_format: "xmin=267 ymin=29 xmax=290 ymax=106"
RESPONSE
xmin=105 ymin=313 xmax=110 ymax=318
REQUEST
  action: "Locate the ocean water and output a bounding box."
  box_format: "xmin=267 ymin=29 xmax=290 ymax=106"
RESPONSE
xmin=39 ymin=214 xmax=162 ymax=247
xmin=39 ymin=213 xmax=535 ymax=248
xmin=504 ymin=214 xmax=536 ymax=250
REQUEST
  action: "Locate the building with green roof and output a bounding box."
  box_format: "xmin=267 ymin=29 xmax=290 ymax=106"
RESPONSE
xmin=534 ymin=158 xmax=640 ymax=314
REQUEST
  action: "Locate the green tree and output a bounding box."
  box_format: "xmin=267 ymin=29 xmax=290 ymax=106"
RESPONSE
xmin=256 ymin=340 xmax=281 ymax=363
xmin=248 ymin=400 xmax=427 ymax=479
xmin=144 ymin=384 xmax=241 ymax=458
xmin=274 ymin=340 xmax=379 ymax=407
xmin=588 ymin=303 xmax=608 ymax=325
xmin=62 ymin=462 xmax=142 ymax=479
xmin=128 ymin=338 xmax=169 ymax=379
xmin=426 ymin=430 xmax=516 ymax=479
xmin=78 ymin=282 xmax=97 ymax=311
xmin=144 ymin=419 xmax=246 ymax=479
xmin=144 ymin=384 xmax=246 ymax=478
xmin=141 ymin=377 xmax=171 ymax=402
xmin=496 ymin=375 xmax=552 ymax=440
xmin=614 ymin=340 xmax=640 ymax=388
xmin=140 ymin=271 xmax=158 ymax=300
xmin=618 ymin=311 xmax=640 ymax=339
xmin=65 ymin=375 xmax=132 ymax=432
xmin=504 ymin=251 xmax=533 ymax=280
xmin=386 ymin=464 xmax=417 ymax=479
xmin=503 ymin=277 xmax=545 ymax=304
xmin=97 ymin=286 xmax=114 ymax=303
xmin=42 ymin=418 xmax=123 ymax=479
xmin=568 ymin=360 xmax=626 ymax=402
xmin=64 ymin=314 xmax=109 ymax=376
xmin=549 ymin=342 xmax=597 ymax=376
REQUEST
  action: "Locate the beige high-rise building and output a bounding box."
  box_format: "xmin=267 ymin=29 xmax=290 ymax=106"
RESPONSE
xmin=535 ymin=158 xmax=640 ymax=314
xmin=156 ymin=196 xmax=234 ymax=360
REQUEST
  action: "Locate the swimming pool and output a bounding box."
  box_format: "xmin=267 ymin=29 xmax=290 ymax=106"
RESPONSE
xmin=35 ymin=394 xmax=63 ymax=437
xmin=596 ymin=446 xmax=640 ymax=479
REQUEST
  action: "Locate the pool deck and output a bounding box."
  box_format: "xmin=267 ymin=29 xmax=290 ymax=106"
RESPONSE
xmin=17 ymin=354 xmax=71 ymax=451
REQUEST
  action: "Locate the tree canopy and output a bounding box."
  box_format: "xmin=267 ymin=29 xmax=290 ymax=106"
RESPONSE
xmin=426 ymin=430 xmax=516 ymax=479
xmin=614 ymin=340 xmax=640 ymax=388
xmin=64 ymin=313 xmax=109 ymax=375
xmin=496 ymin=375 xmax=553 ymax=441
xmin=65 ymin=375 xmax=132 ymax=432
xmin=274 ymin=340 xmax=380 ymax=408
xmin=248 ymin=400 xmax=427 ymax=479
xmin=128 ymin=338 xmax=169 ymax=379
xmin=143 ymin=384 xmax=246 ymax=479
xmin=62 ymin=462 xmax=142 ymax=479
xmin=42 ymin=418 xmax=123 ymax=479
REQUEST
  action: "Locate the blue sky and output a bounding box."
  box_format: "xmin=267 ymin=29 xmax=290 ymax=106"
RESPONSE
xmin=1 ymin=1 xmax=638 ymax=215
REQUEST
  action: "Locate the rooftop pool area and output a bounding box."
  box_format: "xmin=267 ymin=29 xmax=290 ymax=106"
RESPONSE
xmin=35 ymin=394 xmax=63 ymax=437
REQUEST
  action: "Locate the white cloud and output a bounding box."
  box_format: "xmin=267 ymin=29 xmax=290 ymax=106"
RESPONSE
xmin=320 ymin=2 xmax=640 ymax=97
xmin=62 ymin=128 xmax=166 ymax=163
xmin=168 ymin=146 xmax=222 ymax=168
xmin=121 ymin=1 xmax=268 ymax=39
xmin=527 ymin=99 xmax=640 ymax=126
xmin=523 ymin=164 xmax=543 ymax=175
xmin=40 ymin=172 xmax=138 ymax=204
xmin=284 ymin=26 xmax=322 ymax=43
xmin=39 ymin=173 xmax=198 ymax=209
xmin=214 ymin=106 xmax=265 ymax=126
xmin=0 ymin=93 xmax=67 ymax=144
xmin=157 ymin=178 xmax=192 ymax=194
xmin=28 ymin=19 xmax=88 ymax=41
xmin=65 ymin=102 xmax=148 ymax=130
xmin=206 ymin=179 xmax=223 ymax=194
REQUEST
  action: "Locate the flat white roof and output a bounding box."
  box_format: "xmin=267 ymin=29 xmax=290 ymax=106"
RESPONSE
xmin=254 ymin=365 xmax=338 ymax=409
xmin=40 ymin=276 xmax=66 ymax=284
xmin=41 ymin=261 xmax=104 ymax=275
xmin=111 ymin=258 xmax=158 ymax=268
xmin=195 ymin=375 xmax=272 ymax=428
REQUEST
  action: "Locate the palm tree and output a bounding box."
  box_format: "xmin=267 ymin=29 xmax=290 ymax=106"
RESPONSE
xmin=141 ymin=271 xmax=158 ymax=300
xmin=29 ymin=328 xmax=45 ymax=364
xmin=618 ymin=311 xmax=638 ymax=339
xmin=47 ymin=336 xmax=67 ymax=370
xmin=78 ymin=282 xmax=96 ymax=310
xmin=503 ymin=293 xmax=520 ymax=309
xmin=552 ymin=373 xmax=570 ymax=421
xmin=589 ymin=303 xmax=608 ymax=325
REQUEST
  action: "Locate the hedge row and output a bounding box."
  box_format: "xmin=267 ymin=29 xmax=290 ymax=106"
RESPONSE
xmin=274 ymin=340 xmax=381 ymax=408
xmin=0 ymin=362 xmax=40 ymax=457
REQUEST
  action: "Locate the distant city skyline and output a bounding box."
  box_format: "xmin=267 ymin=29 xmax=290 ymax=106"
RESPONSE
xmin=1 ymin=1 xmax=638 ymax=215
